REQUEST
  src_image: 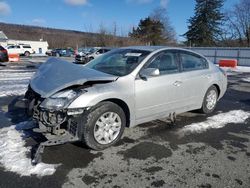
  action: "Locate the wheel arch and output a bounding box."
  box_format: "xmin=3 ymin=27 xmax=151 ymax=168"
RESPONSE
xmin=101 ymin=98 xmax=131 ymax=128
xmin=24 ymin=51 xmax=30 ymax=55
xmin=212 ymin=84 xmax=221 ymax=97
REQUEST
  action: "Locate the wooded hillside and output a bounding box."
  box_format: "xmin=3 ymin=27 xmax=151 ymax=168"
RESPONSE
xmin=0 ymin=22 xmax=140 ymax=48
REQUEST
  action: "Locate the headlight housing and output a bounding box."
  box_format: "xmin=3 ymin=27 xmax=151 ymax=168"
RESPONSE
xmin=40 ymin=89 xmax=84 ymax=110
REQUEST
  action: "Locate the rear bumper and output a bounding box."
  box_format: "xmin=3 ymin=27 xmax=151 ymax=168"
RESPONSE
xmin=219 ymin=76 xmax=228 ymax=100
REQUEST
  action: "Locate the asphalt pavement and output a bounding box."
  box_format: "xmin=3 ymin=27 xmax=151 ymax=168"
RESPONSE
xmin=0 ymin=58 xmax=249 ymax=188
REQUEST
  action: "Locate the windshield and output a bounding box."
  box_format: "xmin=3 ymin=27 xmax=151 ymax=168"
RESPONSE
xmin=85 ymin=49 xmax=151 ymax=76
xmin=78 ymin=48 xmax=90 ymax=53
xmin=88 ymin=48 xmax=99 ymax=53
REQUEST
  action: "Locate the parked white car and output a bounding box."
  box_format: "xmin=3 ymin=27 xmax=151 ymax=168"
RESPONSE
xmin=6 ymin=44 xmax=34 ymax=56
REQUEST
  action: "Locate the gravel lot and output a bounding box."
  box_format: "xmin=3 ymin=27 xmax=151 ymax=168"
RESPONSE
xmin=0 ymin=57 xmax=249 ymax=188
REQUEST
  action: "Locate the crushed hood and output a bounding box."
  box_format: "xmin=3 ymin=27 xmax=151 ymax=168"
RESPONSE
xmin=30 ymin=58 xmax=118 ymax=98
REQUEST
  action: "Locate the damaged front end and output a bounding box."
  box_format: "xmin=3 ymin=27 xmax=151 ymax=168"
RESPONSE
xmin=25 ymin=86 xmax=86 ymax=165
xmin=24 ymin=58 xmax=118 ymax=165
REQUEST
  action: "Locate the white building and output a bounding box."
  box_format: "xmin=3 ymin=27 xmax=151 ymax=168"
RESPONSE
xmin=0 ymin=31 xmax=49 ymax=54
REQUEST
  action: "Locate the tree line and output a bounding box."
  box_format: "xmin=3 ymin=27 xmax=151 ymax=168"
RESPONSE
xmin=130 ymin=0 xmax=250 ymax=47
xmin=1 ymin=0 xmax=249 ymax=48
xmin=0 ymin=22 xmax=142 ymax=49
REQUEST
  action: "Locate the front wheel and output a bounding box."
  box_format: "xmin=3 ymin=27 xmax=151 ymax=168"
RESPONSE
xmin=199 ymin=85 xmax=218 ymax=114
xmin=80 ymin=102 xmax=126 ymax=150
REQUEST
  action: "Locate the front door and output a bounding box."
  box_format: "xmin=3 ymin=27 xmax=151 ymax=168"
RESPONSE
xmin=135 ymin=51 xmax=183 ymax=123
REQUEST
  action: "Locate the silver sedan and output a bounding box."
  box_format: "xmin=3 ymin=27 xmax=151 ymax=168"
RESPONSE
xmin=26 ymin=46 xmax=227 ymax=155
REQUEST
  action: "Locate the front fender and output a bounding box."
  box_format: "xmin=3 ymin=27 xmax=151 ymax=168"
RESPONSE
xmin=68 ymin=86 xmax=130 ymax=109
xmin=68 ymin=76 xmax=136 ymax=127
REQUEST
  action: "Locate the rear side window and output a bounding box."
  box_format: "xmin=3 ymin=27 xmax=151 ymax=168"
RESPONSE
xmin=103 ymin=49 xmax=111 ymax=53
xmin=8 ymin=45 xmax=15 ymax=49
xmin=180 ymin=53 xmax=208 ymax=71
xmin=146 ymin=51 xmax=179 ymax=75
xmin=0 ymin=46 xmax=4 ymax=50
xmin=23 ymin=45 xmax=31 ymax=48
xmin=97 ymin=49 xmax=104 ymax=54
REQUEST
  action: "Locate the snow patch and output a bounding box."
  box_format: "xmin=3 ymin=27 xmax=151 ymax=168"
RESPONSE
xmin=177 ymin=110 xmax=250 ymax=136
xmin=0 ymin=69 xmax=34 ymax=97
xmin=0 ymin=121 xmax=58 ymax=176
xmin=242 ymin=77 xmax=250 ymax=82
xmin=221 ymin=66 xmax=250 ymax=75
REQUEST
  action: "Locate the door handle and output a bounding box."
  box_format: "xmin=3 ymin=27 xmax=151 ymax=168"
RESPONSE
xmin=173 ymin=81 xmax=182 ymax=87
xmin=203 ymin=74 xmax=211 ymax=79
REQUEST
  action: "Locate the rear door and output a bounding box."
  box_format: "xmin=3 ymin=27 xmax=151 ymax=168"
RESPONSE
xmin=7 ymin=45 xmax=16 ymax=54
xmin=135 ymin=50 xmax=184 ymax=123
xmin=178 ymin=51 xmax=211 ymax=108
xmin=15 ymin=45 xmax=22 ymax=54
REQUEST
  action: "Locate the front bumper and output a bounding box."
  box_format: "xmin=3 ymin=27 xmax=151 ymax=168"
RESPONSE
xmin=24 ymin=87 xmax=84 ymax=164
xmin=75 ymin=55 xmax=87 ymax=63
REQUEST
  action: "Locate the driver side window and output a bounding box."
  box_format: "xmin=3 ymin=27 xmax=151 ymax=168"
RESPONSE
xmin=146 ymin=51 xmax=179 ymax=75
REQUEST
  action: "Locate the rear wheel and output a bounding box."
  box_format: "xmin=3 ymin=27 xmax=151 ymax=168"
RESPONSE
xmin=24 ymin=51 xmax=30 ymax=57
xmin=80 ymin=102 xmax=126 ymax=150
xmin=200 ymin=85 xmax=218 ymax=114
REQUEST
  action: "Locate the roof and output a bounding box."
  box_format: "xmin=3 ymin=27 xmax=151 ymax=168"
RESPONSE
xmin=0 ymin=31 xmax=8 ymax=40
xmin=122 ymin=46 xmax=166 ymax=52
xmin=119 ymin=46 xmax=208 ymax=59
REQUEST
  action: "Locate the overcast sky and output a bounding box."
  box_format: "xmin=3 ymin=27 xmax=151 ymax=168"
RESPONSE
xmin=0 ymin=0 xmax=238 ymax=40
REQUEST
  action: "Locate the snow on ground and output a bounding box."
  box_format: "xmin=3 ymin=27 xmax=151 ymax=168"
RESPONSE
xmin=220 ymin=66 xmax=250 ymax=75
xmin=0 ymin=121 xmax=58 ymax=176
xmin=242 ymin=77 xmax=250 ymax=82
xmin=0 ymin=69 xmax=35 ymax=97
xmin=178 ymin=110 xmax=250 ymax=136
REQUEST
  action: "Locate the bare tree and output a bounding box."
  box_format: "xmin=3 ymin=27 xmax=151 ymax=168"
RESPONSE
xmin=150 ymin=7 xmax=177 ymax=45
xmin=225 ymin=0 xmax=250 ymax=47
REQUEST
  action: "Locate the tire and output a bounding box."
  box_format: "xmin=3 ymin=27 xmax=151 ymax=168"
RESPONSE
xmin=80 ymin=101 xmax=126 ymax=150
xmin=24 ymin=51 xmax=30 ymax=57
xmin=199 ymin=85 xmax=218 ymax=114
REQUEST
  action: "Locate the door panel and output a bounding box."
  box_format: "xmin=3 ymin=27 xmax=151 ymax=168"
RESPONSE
xmin=178 ymin=52 xmax=211 ymax=108
xmin=135 ymin=74 xmax=187 ymax=122
xmin=134 ymin=50 xmax=183 ymax=122
xmin=180 ymin=70 xmax=211 ymax=108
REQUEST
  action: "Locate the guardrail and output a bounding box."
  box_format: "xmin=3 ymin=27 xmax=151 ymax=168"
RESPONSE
xmin=187 ymin=47 xmax=250 ymax=66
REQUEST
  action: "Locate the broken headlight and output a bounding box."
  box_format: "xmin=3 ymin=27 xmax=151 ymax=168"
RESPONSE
xmin=40 ymin=89 xmax=84 ymax=110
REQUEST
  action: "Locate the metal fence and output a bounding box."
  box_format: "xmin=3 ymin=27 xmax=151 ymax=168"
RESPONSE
xmin=187 ymin=47 xmax=250 ymax=66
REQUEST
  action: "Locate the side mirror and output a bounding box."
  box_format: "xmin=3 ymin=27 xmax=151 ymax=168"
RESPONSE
xmin=140 ymin=68 xmax=160 ymax=80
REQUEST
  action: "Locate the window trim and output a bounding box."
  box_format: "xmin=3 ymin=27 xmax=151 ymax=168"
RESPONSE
xmin=178 ymin=51 xmax=209 ymax=73
xmin=139 ymin=50 xmax=181 ymax=78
